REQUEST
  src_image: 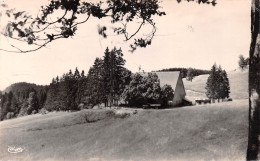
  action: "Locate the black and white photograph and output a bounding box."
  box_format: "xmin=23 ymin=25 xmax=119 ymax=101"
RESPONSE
xmin=0 ymin=0 xmax=259 ymax=160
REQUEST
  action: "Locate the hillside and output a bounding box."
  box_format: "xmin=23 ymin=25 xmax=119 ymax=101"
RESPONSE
xmin=183 ymin=68 xmax=248 ymax=102
xmin=156 ymin=67 xmax=210 ymax=78
xmin=0 ymin=100 xmax=248 ymax=161
xmin=3 ymin=82 xmax=47 ymax=94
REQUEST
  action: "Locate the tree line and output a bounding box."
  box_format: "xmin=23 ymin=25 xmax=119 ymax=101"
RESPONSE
xmin=0 ymin=47 xmax=174 ymax=120
xmin=0 ymin=82 xmax=47 ymax=120
xmin=205 ymin=64 xmax=230 ymax=102
xmin=156 ymin=67 xmax=210 ymax=79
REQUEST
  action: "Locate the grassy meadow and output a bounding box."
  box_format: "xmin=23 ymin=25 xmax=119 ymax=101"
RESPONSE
xmin=0 ymin=99 xmax=248 ymax=161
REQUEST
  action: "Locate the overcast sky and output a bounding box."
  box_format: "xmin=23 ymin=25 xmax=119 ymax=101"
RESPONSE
xmin=0 ymin=0 xmax=251 ymax=90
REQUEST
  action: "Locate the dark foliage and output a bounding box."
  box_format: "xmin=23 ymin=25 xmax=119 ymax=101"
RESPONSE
xmin=186 ymin=67 xmax=195 ymax=82
xmin=85 ymin=47 xmax=131 ymax=107
xmin=205 ymin=64 xmax=230 ymax=102
xmin=1 ymin=0 xmax=166 ymax=53
xmin=122 ymin=73 xmax=174 ymax=107
xmin=238 ymin=55 xmax=249 ymax=70
xmin=44 ymin=68 xmax=87 ymax=111
xmin=0 ymin=82 xmax=47 ymax=120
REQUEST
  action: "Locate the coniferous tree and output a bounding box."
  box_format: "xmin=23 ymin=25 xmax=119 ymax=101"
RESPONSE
xmin=27 ymin=92 xmax=39 ymax=114
xmin=206 ymin=64 xmax=230 ymax=102
xmin=63 ymin=69 xmax=78 ymax=110
xmin=86 ymin=58 xmax=106 ymax=106
xmin=104 ymin=47 xmax=126 ymax=106
xmin=44 ymin=77 xmax=60 ymax=111
xmin=74 ymin=67 xmax=80 ymax=80
xmin=222 ymin=70 xmax=230 ymax=99
xmin=75 ymin=70 xmax=87 ymax=106
xmin=205 ymin=64 xmax=218 ymax=103
xmin=215 ymin=66 xmax=223 ymax=102
xmin=103 ymin=47 xmax=111 ymax=106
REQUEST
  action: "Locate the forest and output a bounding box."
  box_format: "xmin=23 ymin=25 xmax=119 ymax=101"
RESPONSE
xmin=0 ymin=47 xmax=179 ymax=121
xmin=0 ymin=47 xmax=229 ymax=121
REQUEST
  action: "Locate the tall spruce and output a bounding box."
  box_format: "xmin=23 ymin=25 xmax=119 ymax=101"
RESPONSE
xmin=102 ymin=47 xmax=126 ymax=106
xmin=206 ymin=64 xmax=230 ymax=102
xmin=205 ymin=64 xmax=218 ymax=102
xmin=222 ymin=70 xmax=230 ymax=99
xmin=86 ymin=58 xmax=106 ymax=106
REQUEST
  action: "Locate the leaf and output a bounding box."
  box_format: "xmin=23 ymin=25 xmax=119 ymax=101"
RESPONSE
xmin=13 ymin=11 xmax=25 ymax=20
xmin=18 ymin=21 xmax=24 ymax=26
xmin=1 ymin=4 xmax=7 ymax=7
xmin=5 ymin=23 xmax=13 ymax=37
xmin=47 ymin=34 xmax=54 ymax=41
xmin=6 ymin=12 xmax=10 ymax=17
xmin=27 ymin=37 xmax=33 ymax=45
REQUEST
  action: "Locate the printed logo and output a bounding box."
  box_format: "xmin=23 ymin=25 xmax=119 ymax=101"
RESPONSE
xmin=8 ymin=146 xmax=25 ymax=154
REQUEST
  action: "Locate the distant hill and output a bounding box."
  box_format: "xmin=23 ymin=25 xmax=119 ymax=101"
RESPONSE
xmin=155 ymin=67 xmax=210 ymax=78
xmin=3 ymin=82 xmax=47 ymax=94
xmin=183 ymin=68 xmax=248 ymax=101
xmin=0 ymin=82 xmax=48 ymax=120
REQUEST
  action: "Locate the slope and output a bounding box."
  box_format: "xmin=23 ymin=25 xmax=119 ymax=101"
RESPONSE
xmin=0 ymin=100 xmax=248 ymax=161
xmin=183 ymin=68 xmax=248 ymax=101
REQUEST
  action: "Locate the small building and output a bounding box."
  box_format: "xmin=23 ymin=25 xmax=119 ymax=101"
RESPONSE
xmin=141 ymin=71 xmax=188 ymax=107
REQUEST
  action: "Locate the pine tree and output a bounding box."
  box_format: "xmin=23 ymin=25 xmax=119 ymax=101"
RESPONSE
xmin=81 ymin=70 xmax=85 ymax=78
xmin=63 ymin=69 xmax=78 ymax=110
xmin=222 ymin=70 xmax=230 ymax=99
xmin=74 ymin=67 xmax=80 ymax=80
xmin=44 ymin=77 xmax=60 ymax=111
xmin=27 ymin=92 xmax=39 ymax=114
xmin=215 ymin=66 xmax=223 ymax=102
xmin=86 ymin=58 xmax=106 ymax=106
xmin=206 ymin=64 xmax=230 ymax=102
xmin=205 ymin=64 xmax=218 ymax=103
xmin=56 ymin=76 xmax=59 ymax=83
xmin=102 ymin=47 xmax=126 ymax=106
xmin=103 ymin=47 xmax=111 ymax=106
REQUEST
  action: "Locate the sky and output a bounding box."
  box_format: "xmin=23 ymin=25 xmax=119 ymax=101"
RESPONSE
xmin=0 ymin=0 xmax=251 ymax=90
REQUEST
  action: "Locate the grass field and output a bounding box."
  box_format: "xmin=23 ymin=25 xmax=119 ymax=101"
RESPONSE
xmin=0 ymin=99 xmax=248 ymax=161
xmin=183 ymin=68 xmax=248 ymax=102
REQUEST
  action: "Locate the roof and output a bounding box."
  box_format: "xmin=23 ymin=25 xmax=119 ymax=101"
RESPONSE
xmin=140 ymin=71 xmax=181 ymax=90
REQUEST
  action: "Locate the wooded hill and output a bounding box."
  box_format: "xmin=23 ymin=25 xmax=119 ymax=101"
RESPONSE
xmin=1 ymin=47 xmax=173 ymax=120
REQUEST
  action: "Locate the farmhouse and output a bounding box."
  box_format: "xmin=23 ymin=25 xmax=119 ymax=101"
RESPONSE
xmin=142 ymin=71 xmax=189 ymax=107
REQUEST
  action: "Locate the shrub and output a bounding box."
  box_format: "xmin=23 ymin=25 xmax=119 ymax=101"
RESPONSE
xmin=6 ymin=112 xmax=15 ymax=119
xmin=39 ymin=108 xmax=49 ymax=115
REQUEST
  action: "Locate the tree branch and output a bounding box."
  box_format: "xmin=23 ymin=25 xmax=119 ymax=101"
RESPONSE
xmin=31 ymin=10 xmax=68 ymax=34
xmin=0 ymin=36 xmax=64 ymax=53
xmin=124 ymin=20 xmax=145 ymax=41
